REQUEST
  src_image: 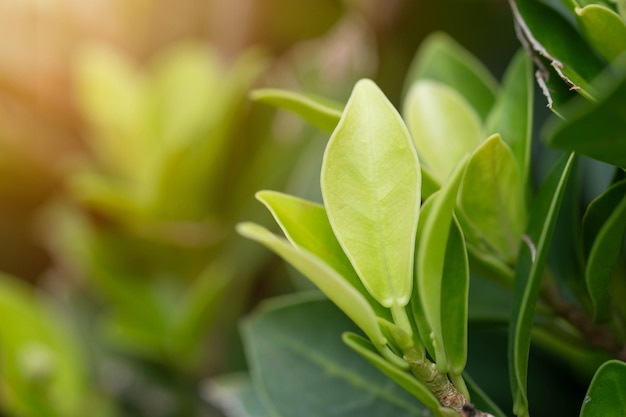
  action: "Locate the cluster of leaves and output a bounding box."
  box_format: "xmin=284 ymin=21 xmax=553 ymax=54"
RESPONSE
xmin=228 ymin=28 xmax=626 ymax=417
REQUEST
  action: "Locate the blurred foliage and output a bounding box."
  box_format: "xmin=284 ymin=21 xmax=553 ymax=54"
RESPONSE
xmin=0 ymin=1 xmax=523 ymax=417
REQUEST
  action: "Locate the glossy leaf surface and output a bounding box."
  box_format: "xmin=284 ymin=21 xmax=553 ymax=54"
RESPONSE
xmin=403 ymin=32 xmax=498 ymax=121
xmin=580 ymin=360 xmax=626 ymax=417
xmin=404 ymin=81 xmax=483 ymax=184
xmin=321 ymin=79 xmax=421 ymax=309
xmin=508 ymin=153 xmax=575 ymax=417
xmin=251 ymin=88 xmax=342 ymax=133
xmin=242 ymin=295 xmax=428 ymax=417
xmin=459 ymin=134 xmax=525 ymax=264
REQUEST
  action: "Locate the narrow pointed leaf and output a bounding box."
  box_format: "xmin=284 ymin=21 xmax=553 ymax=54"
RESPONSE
xmin=404 ymin=80 xmax=483 ymax=184
xmin=585 ymin=185 xmax=626 ymax=322
xmin=440 ymin=216 xmax=469 ymax=376
xmin=321 ymin=79 xmax=421 ymax=309
xmin=251 ymin=88 xmax=342 ymax=133
xmin=242 ymin=295 xmax=429 ymax=417
xmin=459 ymin=134 xmax=526 ymax=264
xmin=256 ymin=190 xmax=391 ymax=321
xmin=403 ymin=32 xmax=498 ymax=121
xmin=575 ymin=5 xmax=626 ymax=62
xmin=237 ymin=223 xmax=389 ymax=355
xmin=416 ymin=156 xmax=469 ymax=373
xmin=580 ymin=360 xmax=626 ymax=417
xmin=508 ymin=153 xmax=575 ymax=417
xmin=486 ymin=50 xmax=533 ymax=193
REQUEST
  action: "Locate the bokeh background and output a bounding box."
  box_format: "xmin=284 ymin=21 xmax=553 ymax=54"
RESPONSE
xmin=0 ymin=1 xmax=520 ymax=416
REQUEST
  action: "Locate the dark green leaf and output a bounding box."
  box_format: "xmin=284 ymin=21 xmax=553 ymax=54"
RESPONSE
xmin=585 ymin=182 xmax=626 ymax=322
xmin=544 ymin=62 xmax=626 ymax=168
xmin=205 ymin=373 xmax=269 ymax=417
xmin=508 ymin=152 xmax=575 ymax=417
xmin=242 ymin=294 xmax=429 ymax=417
xmin=464 ymin=373 xmax=507 ymax=417
xmin=580 ymin=360 xmax=626 ymax=417
xmin=582 ymin=180 xmax=626 ymax=258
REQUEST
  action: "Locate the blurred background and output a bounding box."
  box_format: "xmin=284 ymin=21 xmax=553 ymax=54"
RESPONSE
xmin=0 ymin=1 xmax=519 ymax=416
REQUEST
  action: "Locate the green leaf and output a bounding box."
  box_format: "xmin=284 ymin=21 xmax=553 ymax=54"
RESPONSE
xmin=544 ymin=63 xmax=626 ymax=168
xmin=404 ymin=80 xmax=483 ymax=185
xmin=580 ymin=360 xmax=626 ymax=417
xmin=251 ymin=88 xmax=343 ymax=133
xmin=486 ymin=50 xmax=534 ymax=193
xmin=508 ymin=152 xmax=575 ymax=417
xmin=0 ymin=274 xmax=87 ymax=417
xmin=575 ymin=4 xmax=626 ymax=62
xmin=459 ymin=134 xmax=526 ymax=264
xmin=464 ymin=373 xmax=507 ymax=417
xmin=415 ymin=155 xmax=469 ymax=374
xmin=242 ymin=294 xmax=429 ymax=417
xmin=585 ymin=182 xmax=626 ymax=322
xmin=582 ymin=180 xmax=626 ymax=258
xmin=236 ymin=223 xmax=403 ymax=367
xmin=510 ymin=0 xmax=605 ymax=106
xmin=403 ymin=32 xmax=498 ymax=121
xmin=321 ymin=79 xmax=421 ymax=312
xmin=342 ymin=333 xmax=451 ymax=417
xmin=256 ymin=191 xmax=391 ymax=321
xmin=205 ymin=373 xmax=269 ymax=417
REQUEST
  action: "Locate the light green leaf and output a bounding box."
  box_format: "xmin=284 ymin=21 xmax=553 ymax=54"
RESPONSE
xmin=0 ymin=274 xmax=87 ymax=417
xmin=251 ymin=88 xmax=343 ymax=133
xmin=415 ymin=155 xmax=469 ymax=374
xmin=321 ymin=79 xmax=421 ymax=312
xmin=459 ymin=134 xmax=526 ymax=264
xmin=580 ymin=360 xmax=626 ymax=417
xmin=585 ymin=181 xmax=626 ymax=322
xmin=403 ymin=32 xmax=498 ymax=121
xmin=242 ymin=294 xmax=428 ymax=417
xmin=237 ymin=223 xmax=403 ymax=367
xmin=486 ymin=50 xmax=533 ymax=194
xmin=342 ymin=333 xmax=456 ymax=417
xmin=575 ymin=4 xmax=626 ymax=62
xmin=404 ymin=80 xmax=483 ymax=184
xmin=544 ymin=62 xmax=626 ymax=168
xmin=508 ymin=153 xmax=575 ymax=417
xmin=256 ymin=191 xmax=391 ymax=321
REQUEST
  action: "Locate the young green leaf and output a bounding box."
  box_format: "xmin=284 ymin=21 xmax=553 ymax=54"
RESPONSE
xmin=255 ymin=190 xmax=391 ymax=321
xmin=459 ymin=134 xmax=526 ymax=264
xmin=580 ymin=360 xmax=626 ymax=417
xmin=415 ymin=155 xmax=469 ymax=374
xmin=242 ymin=295 xmax=428 ymax=417
xmin=585 ymin=185 xmax=626 ymax=323
xmin=575 ymin=4 xmax=626 ymax=62
xmin=508 ymin=153 xmax=575 ymax=417
xmin=403 ymin=32 xmax=498 ymax=121
xmin=237 ymin=223 xmax=404 ymax=368
xmin=486 ymin=50 xmax=533 ymax=194
xmin=251 ymin=88 xmax=343 ymax=133
xmin=321 ymin=79 xmax=421 ymax=315
xmin=404 ymin=80 xmax=483 ymax=185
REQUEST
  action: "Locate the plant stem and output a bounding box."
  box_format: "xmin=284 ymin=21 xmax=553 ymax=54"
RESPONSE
xmin=540 ymin=278 xmax=626 ymax=361
xmin=403 ymin=346 xmax=494 ymax=417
